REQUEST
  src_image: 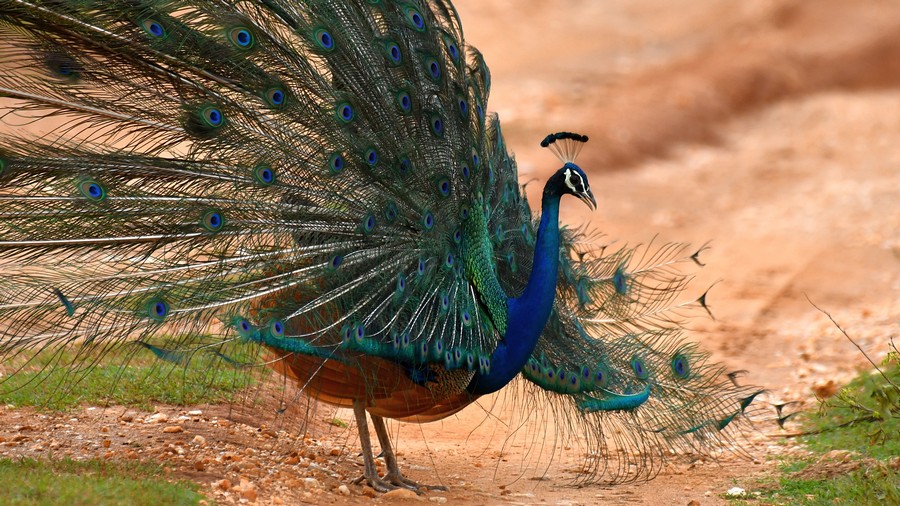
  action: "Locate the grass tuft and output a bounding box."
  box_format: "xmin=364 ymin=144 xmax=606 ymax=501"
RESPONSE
xmin=733 ymin=337 xmax=900 ymax=506
xmin=0 ymin=457 xmax=206 ymax=505
xmin=0 ymin=340 xmax=260 ymax=411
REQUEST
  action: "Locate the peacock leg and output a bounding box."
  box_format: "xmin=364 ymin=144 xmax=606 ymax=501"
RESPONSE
xmin=371 ymin=414 xmax=448 ymax=492
xmin=351 ymin=399 xmax=396 ymax=493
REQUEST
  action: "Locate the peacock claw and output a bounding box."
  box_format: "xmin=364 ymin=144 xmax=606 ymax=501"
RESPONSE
xmin=352 ymin=472 xmax=435 ymax=494
xmin=353 ymin=473 xmax=401 ymax=493
xmin=384 ymin=472 xmax=447 ymax=492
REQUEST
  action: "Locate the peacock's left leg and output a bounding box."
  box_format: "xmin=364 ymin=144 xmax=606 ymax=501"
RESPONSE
xmin=370 ymin=414 xmax=447 ymax=492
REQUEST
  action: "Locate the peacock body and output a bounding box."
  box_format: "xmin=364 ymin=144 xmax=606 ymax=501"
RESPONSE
xmin=0 ymin=0 xmax=759 ymax=491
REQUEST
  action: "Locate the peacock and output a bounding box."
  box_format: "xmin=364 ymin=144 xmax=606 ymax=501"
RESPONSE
xmin=0 ymin=0 xmax=761 ymax=492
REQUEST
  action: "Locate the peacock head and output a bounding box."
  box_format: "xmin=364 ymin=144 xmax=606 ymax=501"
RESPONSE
xmin=546 ymin=163 xmax=597 ymax=210
xmin=541 ymin=132 xmax=596 ymax=210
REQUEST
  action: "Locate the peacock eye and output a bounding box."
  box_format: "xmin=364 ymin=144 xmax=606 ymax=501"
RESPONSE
xmin=201 ymin=210 xmax=224 ymax=232
xmin=201 ymin=106 xmax=224 ymax=127
xmin=397 ymin=91 xmax=412 ymax=113
xmin=385 ymin=42 xmax=402 ymax=65
xmin=429 ymin=114 xmax=443 ymax=137
xmin=265 ymin=87 xmax=286 ymax=107
xmin=365 ymin=148 xmax=378 ymax=166
xmin=424 ymin=57 xmax=441 ymax=81
xmin=404 ymin=7 xmax=426 ymax=31
xmin=336 ymin=102 xmax=355 ymax=123
xmin=78 ymin=179 xmax=107 ymax=202
xmin=447 ymin=41 xmax=459 ymax=62
xmin=253 ymin=165 xmax=276 ymax=185
xmin=328 ymin=153 xmax=345 ymax=174
xmin=314 ymin=29 xmax=334 ymax=51
xmin=228 ymin=27 xmax=255 ymax=49
xmin=141 ymin=19 xmax=166 ymax=38
xmin=270 ymin=320 xmax=285 ymax=337
xmin=146 ymin=297 xmax=170 ymax=322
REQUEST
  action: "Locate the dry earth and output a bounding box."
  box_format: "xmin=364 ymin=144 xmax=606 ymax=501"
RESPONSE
xmin=2 ymin=0 xmax=900 ymax=504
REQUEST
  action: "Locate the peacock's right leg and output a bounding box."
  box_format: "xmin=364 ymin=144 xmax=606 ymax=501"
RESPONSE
xmin=370 ymin=414 xmax=447 ymax=492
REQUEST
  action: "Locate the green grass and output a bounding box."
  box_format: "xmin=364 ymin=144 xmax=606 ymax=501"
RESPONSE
xmin=0 ymin=457 xmax=206 ymax=505
xmin=732 ymin=350 xmax=900 ymax=506
xmin=0 ymin=341 xmax=261 ymax=411
xmin=0 ymin=342 xmax=266 ymax=505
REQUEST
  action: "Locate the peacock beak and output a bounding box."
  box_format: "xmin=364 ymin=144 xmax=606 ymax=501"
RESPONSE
xmin=578 ymin=189 xmax=597 ymax=211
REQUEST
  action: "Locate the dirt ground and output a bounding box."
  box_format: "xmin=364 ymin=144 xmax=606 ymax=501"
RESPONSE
xmin=2 ymin=0 xmax=900 ymax=504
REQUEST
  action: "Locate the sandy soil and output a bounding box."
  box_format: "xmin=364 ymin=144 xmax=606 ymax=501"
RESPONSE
xmin=2 ymin=0 xmax=900 ymax=504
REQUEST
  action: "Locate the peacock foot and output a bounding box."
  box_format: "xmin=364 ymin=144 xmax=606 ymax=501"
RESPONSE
xmin=383 ymin=471 xmax=448 ymax=492
xmin=351 ymin=472 xmax=439 ymax=494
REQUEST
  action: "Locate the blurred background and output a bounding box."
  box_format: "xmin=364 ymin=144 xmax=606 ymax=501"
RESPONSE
xmin=454 ymin=0 xmax=900 ymax=393
xmin=426 ymin=0 xmax=900 ymax=498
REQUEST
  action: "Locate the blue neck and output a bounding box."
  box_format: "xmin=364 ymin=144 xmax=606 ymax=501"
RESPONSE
xmin=467 ymin=193 xmax=560 ymax=395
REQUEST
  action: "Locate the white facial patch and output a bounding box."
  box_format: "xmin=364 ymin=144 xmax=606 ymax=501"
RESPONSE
xmin=564 ymin=167 xmax=583 ymax=193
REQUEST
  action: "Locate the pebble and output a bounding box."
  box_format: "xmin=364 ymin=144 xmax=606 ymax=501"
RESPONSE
xmin=382 ymin=488 xmax=419 ymax=501
xmin=429 ymin=497 xmax=447 ymax=504
xmin=725 ymin=487 xmax=746 ymax=498
xmin=362 ymin=486 xmax=378 ymax=498
xmin=163 ymin=426 xmax=184 ymax=433
xmin=239 ymin=479 xmax=258 ymax=502
xmin=147 ymin=413 xmax=168 ymax=424
xmin=192 ymin=435 xmax=207 ymax=446
xmin=338 ymin=484 xmax=351 ymax=496
xmin=303 ymin=477 xmax=320 ymax=489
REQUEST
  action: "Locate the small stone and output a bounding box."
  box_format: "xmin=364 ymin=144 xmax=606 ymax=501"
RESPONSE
xmin=100 ymin=426 xmax=110 ymax=433
xmin=382 ymin=488 xmax=419 ymax=500
xmin=687 ymin=500 xmax=701 ymax=506
xmin=194 ymin=460 xmax=206 ymax=472
xmin=362 ymin=486 xmax=378 ymax=498
xmin=821 ymin=449 xmax=856 ymax=462
xmin=192 ymin=435 xmax=207 ymax=446
xmin=330 ymin=448 xmax=341 ymax=457
xmin=102 ymin=439 xmax=111 ymax=448
xmin=273 ymin=498 xmax=284 ymax=505
xmin=303 ymin=477 xmax=319 ymax=489
xmin=338 ymin=484 xmax=350 ymax=496
xmin=163 ymin=426 xmax=183 ymax=433
xmin=120 ymin=413 xmax=134 ymax=423
xmin=239 ymin=479 xmax=258 ymax=502
xmin=725 ymin=487 xmax=746 ymax=498
xmin=285 ymin=456 xmax=300 ymax=465
xmin=188 ymin=410 xmax=203 ymax=416
xmin=216 ymin=479 xmax=232 ymax=491
xmin=148 ymin=413 xmax=168 ymax=424
xmin=429 ymin=497 xmax=447 ymax=504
